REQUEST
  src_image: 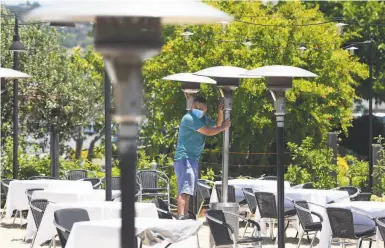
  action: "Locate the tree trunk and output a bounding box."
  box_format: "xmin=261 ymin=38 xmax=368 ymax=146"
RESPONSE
xmin=87 ymin=126 xmax=105 ymax=161
xmin=74 ymin=128 xmax=84 ymax=160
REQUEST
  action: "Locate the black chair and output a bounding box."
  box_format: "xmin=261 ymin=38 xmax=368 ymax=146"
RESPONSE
xmin=260 ymin=176 xmax=277 ymax=181
xmin=28 ymin=176 xmax=56 ymax=180
xmin=293 ymin=200 xmax=323 ymax=248
xmin=375 ymin=217 xmax=385 ymax=242
xmin=25 ymin=188 xmax=44 ymax=203
xmin=151 ymin=198 xmax=196 ymax=220
xmin=0 ymin=179 xmax=14 ymax=219
xmin=135 ymin=176 xmax=142 ymax=202
xmin=136 ymin=170 xmax=170 ymax=203
xmin=80 ymin=178 xmax=102 ymax=189
xmin=29 ymin=199 xmax=49 ymax=248
xmin=65 ymin=170 xmax=96 ymax=180
xmin=242 ymin=188 xmax=258 ymax=237
xmin=326 ymin=207 xmax=375 ymax=247
xmin=292 ymin=182 xmax=313 ymax=189
xmin=215 ymin=185 xmax=236 ymax=203
xmin=53 ymin=208 xmax=90 ymax=247
xmin=196 ymin=179 xmax=213 ymax=216
xmin=352 ymin=193 xmax=372 ymax=202
xmin=254 ymin=191 xmax=296 ymax=240
xmin=333 ymin=186 xmax=360 ymax=196
xmin=206 ymin=209 xmax=263 ymax=247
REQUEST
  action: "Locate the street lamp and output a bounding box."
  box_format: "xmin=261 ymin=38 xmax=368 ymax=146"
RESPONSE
xmin=25 ymin=2 xmax=232 ymax=247
xmin=162 ymin=72 xmax=216 ymax=110
xmin=242 ymin=65 xmax=317 ymax=248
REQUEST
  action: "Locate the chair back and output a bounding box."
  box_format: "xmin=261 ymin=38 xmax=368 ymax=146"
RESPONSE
xmin=28 ymin=176 xmax=56 ymax=180
xmin=54 ymin=208 xmax=90 ymax=247
xmin=1 ymin=179 xmax=14 ymax=197
xmin=352 ymin=192 xmax=371 ymax=201
xmin=326 ymin=207 xmax=355 ymax=239
xmin=338 ymin=186 xmax=359 ymax=196
xmin=206 ymin=210 xmax=233 ymax=246
xmin=30 ymin=199 xmax=49 ymax=229
xmin=65 ymin=170 xmax=95 ymax=180
xmin=197 ymin=180 xmax=212 ymax=201
xmin=81 ymin=178 xmax=102 ymax=189
xmin=215 ymin=185 xmax=236 ymax=202
xmin=294 ymin=201 xmax=316 ymax=230
xmin=261 ymin=176 xmax=277 ymax=181
xmin=25 ymin=188 xmax=44 ymax=203
xmin=151 ymin=198 xmax=173 ymax=219
xmin=111 ymin=176 xmax=120 ymax=190
xmin=137 ymin=170 xmax=162 ymax=192
xmin=302 ymin=182 xmax=313 ymax=189
xmin=255 ymin=191 xmax=277 ymax=219
xmin=376 ymin=217 xmax=385 ymax=241
xmin=242 ymin=188 xmax=257 ymax=214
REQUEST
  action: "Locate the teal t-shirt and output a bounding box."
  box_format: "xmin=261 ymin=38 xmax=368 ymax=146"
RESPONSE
xmin=174 ymin=112 xmax=216 ymax=162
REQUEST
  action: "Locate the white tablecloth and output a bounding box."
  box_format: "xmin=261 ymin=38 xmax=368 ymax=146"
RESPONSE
xmin=5 ymin=180 xmax=93 ymax=218
xmin=26 ymin=201 xmax=158 ymax=247
xmin=210 ymin=179 xmax=291 ymax=203
xmin=65 ymin=218 xmax=202 ymax=248
xmin=31 ymin=189 xmax=121 ymax=203
xmin=320 ymin=201 xmax=385 ymax=247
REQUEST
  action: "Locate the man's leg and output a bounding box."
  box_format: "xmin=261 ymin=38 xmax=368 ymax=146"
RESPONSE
xmin=177 ymin=193 xmax=190 ymax=216
xmin=174 ymin=159 xmax=191 ymax=218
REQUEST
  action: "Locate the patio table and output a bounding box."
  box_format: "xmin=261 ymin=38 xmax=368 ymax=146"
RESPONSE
xmin=65 ymin=217 xmax=202 ymax=248
xmin=5 ymin=179 xmax=93 ymax=218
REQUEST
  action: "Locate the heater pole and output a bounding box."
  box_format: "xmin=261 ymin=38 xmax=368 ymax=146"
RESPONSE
xmin=221 ymin=90 xmax=232 ymax=202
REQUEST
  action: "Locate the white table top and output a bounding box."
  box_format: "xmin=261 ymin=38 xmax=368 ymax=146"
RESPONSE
xmin=5 ymin=180 xmax=93 ymax=218
xmin=31 ymin=189 xmax=121 ymax=203
xmin=26 ymin=201 xmax=158 ymax=247
xmin=65 ymin=218 xmax=202 ymax=248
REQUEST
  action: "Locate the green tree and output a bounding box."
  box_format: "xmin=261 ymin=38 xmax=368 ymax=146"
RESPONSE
xmin=141 ymin=1 xmax=367 ymax=171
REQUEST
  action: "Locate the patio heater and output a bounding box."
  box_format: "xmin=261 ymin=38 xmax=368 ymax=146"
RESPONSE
xmin=195 ymin=66 xmax=252 ymax=241
xmin=242 ymin=65 xmax=317 ymax=248
xmin=162 ymin=72 xmax=216 ymax=213
xmin=25 ymin=2 xmax=232 ymax=248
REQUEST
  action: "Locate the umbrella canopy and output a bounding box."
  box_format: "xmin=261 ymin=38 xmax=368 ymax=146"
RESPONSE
xmin=195 ymin=66 xmax=253 ymax=78
xmin=0 ymin=67 xmax=31 ymax=79
xmin=162 ymin=73 xmax=216 ymax=84
xmin=24 ymin=0 xmax=233 ymax=25
xmin=242 ymin=65 xmax=318 ymax=78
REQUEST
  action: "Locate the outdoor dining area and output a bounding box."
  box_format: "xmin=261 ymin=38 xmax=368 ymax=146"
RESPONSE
xmin=2 ymin=172 xmax=385 ymax=248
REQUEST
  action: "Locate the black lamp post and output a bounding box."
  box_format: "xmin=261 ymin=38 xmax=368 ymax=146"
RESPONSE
xmin=243 ymin=65 xmax=317 ymax=248
xmin=25 ymin=2 xmax=233 ymax=248
xmin=104 ymin=70 xmax=112 ymax=201
xmin=9 ymin=15 xmax=26 ymax=180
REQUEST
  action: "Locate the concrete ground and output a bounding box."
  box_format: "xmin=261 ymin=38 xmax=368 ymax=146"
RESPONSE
xmin=0 ymin=216 xmax=380 ymax=248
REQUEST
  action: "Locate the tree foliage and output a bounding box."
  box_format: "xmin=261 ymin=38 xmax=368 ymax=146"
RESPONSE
xmin=141 ymin=1 xmax=367 ymax=170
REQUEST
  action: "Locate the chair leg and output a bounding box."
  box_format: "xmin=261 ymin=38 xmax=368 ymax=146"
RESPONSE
xmin=309 ymin=231 xmax=317 ymax=248
xmin=30 ymin=233 xmax=37 ymax=248
xmin=369 ymin=240 xmax=372 ymax=248
xmin=296 ymin=232 xmax=304 ymax=248
xmin=12 ymin=210 xmax=17 ymax=224
xmin=356 ymin=238 xmax=362 ymax=248
xmin=306 ymin=232 xmax=311 ymax=243
xmin=328 ymin=235 xmax=332 ymax=248
xmin=197 ymin=202 xmax=204 ymax=218
xmin=242 ymin=224 xmax=248 ymax=238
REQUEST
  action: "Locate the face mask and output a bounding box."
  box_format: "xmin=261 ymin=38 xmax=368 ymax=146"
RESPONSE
xmin=191 ymin=109 xmax=204 ymax=119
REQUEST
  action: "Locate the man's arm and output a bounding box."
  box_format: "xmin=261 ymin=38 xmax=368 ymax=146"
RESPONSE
xmin=216 ymin=103 xmax=224 ymax=127
xmin=197 ymin=120 xmax=230 ymax=136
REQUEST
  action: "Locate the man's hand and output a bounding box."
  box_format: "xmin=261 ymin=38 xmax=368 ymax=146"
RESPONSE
xmin=221 ymin=120 xmax=231 ymax=129
xmin=218 ymin=99 xmax=224 ymax=112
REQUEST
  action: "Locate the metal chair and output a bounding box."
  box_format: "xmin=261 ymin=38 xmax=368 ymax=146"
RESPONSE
xmin=135 ymin=176 xmax=142 ymax=202
xmin=136 ymin=170 xmax=170 ymax=203
xmin=53 ymin=208 xmax=90 ymax=248
xmin=292 ymin=182 xmax=313 ymax=189
xmin=242 ymin=188 xmax=258 ymax=237
xmin=254 ymin=191 xmax=296 ymax=241
xmin=29 ymin=199 xmax=49 ymax=248
xmin=111 ymin=176 xmax=120 ymax=190
xmin=293 ymin=200 xmax=323 ymax=248
xmin=206 ymin=209 xmax=263 ymax=247
xmin=375 ymin=217 xmax=385 ymax=242
xmin=260 ymin=175 xmax=277 ymax=181
xmin=28 ymin=176 xmax=56 ymax=180
xmin=215 ymin=185 xmax=236 ymax=203
xmin=326 ymin=207 xmax=375 ymax=248
xmin=25 ymin=188 xmax=44 ymax=203
xmin=64 ymin=169 xmax=96 ymax=180
xmin=151 ymin=198 xmax=196 ymax=220
xmin=0 ymin=179 xmax=14 ymax=220
xmin=333 ymin=186 xmax=360 ymax=196
xmin=196 ymin=179 xmax=213 ymax=216
xmin=80 ymin=178 xmax=102 ymax=189
xmin=351 ymin=193 xmax=372 ymax=202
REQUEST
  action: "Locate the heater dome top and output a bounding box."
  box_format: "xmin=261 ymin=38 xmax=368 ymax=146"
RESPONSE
xmin=242 ymin=65 xmax=317 ymax=78
xmin=24 ymin=0 xmax=233 ymax=25
xmin=162 ymin=73 xmax=216 ymax=84
xmin=195 ymin=66 xmax=253 ymax=79
xmin=0 ymin=68 xmax=31 ymax=79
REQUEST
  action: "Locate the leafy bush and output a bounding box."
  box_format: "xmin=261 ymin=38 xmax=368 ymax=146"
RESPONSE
xmin=337 ymin=155 xmax=368 ymax=189
xmin=285 ymin=136 xmax=337 ymax=189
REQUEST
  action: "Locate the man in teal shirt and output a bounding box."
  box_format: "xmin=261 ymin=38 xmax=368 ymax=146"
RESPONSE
xmin=174 ymin=96 xmax=230 ymax=219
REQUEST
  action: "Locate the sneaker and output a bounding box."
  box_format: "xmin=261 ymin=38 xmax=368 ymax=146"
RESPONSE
xmin=177 ymin=215 xmax=188 ymax=220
